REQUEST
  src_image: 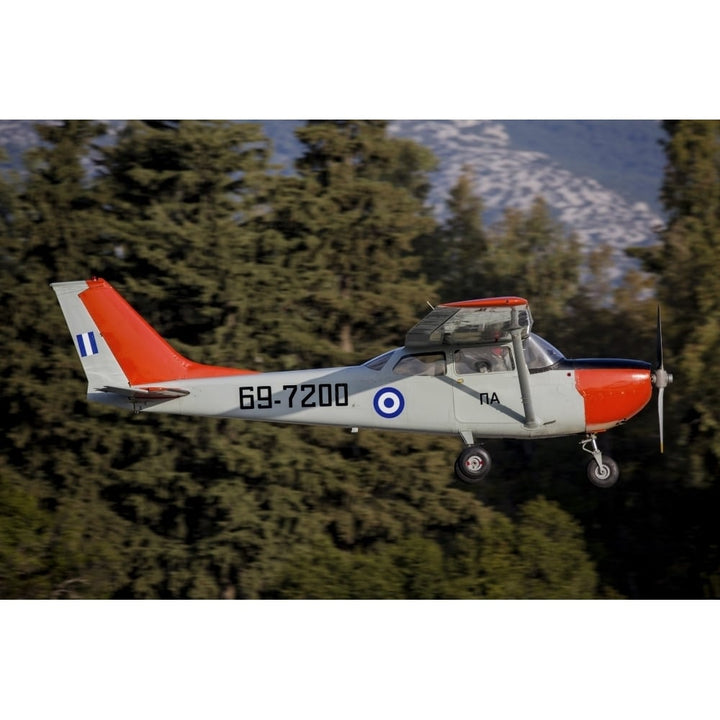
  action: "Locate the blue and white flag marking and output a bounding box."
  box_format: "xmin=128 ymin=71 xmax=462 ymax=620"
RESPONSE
xmin=76 ymin=331 xmax=99 ymax=358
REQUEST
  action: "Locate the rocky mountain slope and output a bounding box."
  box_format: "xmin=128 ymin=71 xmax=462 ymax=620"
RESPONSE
xmin=2 ymin=119 xmax=666 ymax=280
xmin=388 ymin=120 xmax=665 ymax=280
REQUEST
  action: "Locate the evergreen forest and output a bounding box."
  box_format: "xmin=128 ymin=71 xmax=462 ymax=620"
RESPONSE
xmin=2 ymin=119 xmax=720 ymax=599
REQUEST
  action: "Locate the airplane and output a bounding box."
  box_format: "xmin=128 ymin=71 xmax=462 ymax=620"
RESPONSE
xmin=51 ymin=278 xmax=673 ymax=488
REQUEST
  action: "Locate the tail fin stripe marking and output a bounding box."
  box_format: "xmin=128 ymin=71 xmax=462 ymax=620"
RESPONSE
xmin=76 ymin=331 xmax=99 ymax=358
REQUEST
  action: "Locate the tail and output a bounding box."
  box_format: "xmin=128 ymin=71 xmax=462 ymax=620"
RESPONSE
xmin=51 ymin=278 xmax=254 ymax=405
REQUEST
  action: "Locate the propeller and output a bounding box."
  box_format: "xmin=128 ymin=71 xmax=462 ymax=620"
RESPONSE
xmin=652 ymin=306 xmax=673 ymax=453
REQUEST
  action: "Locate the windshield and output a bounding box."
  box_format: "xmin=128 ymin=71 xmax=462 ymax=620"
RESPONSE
xmin=363 ymin=349 xmax=396 ymax=371
xmin=523 ymin=333 xmax=565 ymax=370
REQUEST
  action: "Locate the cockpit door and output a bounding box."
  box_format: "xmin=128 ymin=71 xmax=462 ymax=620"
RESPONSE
xmin=450 ymin=344 xmax=525 ymax=425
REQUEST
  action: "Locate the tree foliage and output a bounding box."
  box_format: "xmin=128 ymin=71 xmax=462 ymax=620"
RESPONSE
xmin=275 ymin=120 xmax=438 ymax=363
xmin=2 ymin=119 xmax=717 ymax=599
xmin=652 ymin=121 xmax=720 ymax=485
xmin=427 ymin=168 xmax=581 ymax=335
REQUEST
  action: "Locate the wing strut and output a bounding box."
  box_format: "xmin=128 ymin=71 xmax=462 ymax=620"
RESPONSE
xmin=509 ymin=307 xmax=539 ymax=429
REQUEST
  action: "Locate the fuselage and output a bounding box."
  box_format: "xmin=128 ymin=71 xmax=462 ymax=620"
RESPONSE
xmin=92 ymin=335 xmax=653 ymax=441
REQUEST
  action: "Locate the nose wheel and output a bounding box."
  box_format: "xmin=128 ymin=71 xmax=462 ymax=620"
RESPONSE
xmin=580 ymin=434 xmax=619 ymax=488
xmin=455 ymin=445 xmax=492 ymax=484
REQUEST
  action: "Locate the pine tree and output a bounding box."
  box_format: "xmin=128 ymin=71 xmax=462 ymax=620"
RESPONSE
xmin=280 ymin=120 xmax=439 ymax=364
xmin=482 ymin=196 xmax=581 ymax=333
xmin=650 ymin=121 xmax=720 ymax=486
xmin=619 ymin=119 xmax=720 ymax=598
xmin=423 ymin=166 xmax=488 ymax=301
xmin=426 ymin=171 xmax=581 ymax=331
xmin=93 ymin=120 xmax=285 ymax=598
xmin=0 ymin=121 xmax=133 ymax=597
xmin=98 ymin=120 xmax=272 ymax=357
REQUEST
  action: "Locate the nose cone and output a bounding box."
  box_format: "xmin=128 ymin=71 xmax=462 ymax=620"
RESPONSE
xmin=573 ymin=359 xmax=653 ymax=432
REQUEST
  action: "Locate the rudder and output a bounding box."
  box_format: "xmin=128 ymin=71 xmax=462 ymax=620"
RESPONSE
xmin=51 ymin=278 xmax=254 ymax=400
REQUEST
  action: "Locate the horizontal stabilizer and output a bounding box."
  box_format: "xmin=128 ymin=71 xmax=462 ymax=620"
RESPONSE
xmin=99 ymin=385 xmax=190 ymax=400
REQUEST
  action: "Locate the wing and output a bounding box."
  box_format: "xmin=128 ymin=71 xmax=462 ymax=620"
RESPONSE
xmin=406 ymin=297 xmax=532 ymax=348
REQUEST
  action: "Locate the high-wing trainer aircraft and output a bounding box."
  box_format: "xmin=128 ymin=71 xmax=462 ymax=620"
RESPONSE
xmin=52 ymin=278 xmax=672 ymax=488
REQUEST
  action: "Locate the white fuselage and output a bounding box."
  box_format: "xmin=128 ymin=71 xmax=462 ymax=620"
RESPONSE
xmin=90 ymin=344 xmax=587 ymax=440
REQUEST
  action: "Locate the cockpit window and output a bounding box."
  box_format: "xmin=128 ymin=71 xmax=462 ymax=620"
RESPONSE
xmin=393 ymin=352 xmax=446 ymax=376
xmin=454 ymin=346 xmax=514 ymax=374
xmin=523 ymin=333 xmax=565 ymax=370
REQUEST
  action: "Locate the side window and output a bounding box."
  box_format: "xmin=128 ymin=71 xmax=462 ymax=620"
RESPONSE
xmin=393 ymin=353 xmax=446 ymax=377
xmin=454 ymin=346 xmax=514 ymax=374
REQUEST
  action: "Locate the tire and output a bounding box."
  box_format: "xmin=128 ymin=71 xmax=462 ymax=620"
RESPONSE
xmin=455 ymin=445 xmax=492 ymax=484
xmin=586 ymin=456 xmax=620 ymax=488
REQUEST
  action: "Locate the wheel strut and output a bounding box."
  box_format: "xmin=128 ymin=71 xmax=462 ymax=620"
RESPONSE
xmin=580 ymin=433 xmax=604 ymax=471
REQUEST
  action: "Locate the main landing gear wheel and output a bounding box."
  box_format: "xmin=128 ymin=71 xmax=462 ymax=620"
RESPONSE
xmin=586 ymin=456 xmax=620 ymax=488
xmin=455 ymin=445 xmax=492 ymax=484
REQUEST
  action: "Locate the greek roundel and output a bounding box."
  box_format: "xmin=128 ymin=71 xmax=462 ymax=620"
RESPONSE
xmin=373 ymin=387 xmax=405 ymax=419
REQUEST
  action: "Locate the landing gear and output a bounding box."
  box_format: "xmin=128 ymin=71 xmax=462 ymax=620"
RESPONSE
xmin=454 ymin=433 xmax=620 ymax=488
xmin=580 ymin=434 xmax=620 ymax=488
xmin=455 ymin=445 xmax=492 ymax=484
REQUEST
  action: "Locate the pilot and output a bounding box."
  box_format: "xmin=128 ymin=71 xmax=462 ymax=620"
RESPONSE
xmin=479 ymin=346 xmax=511 ymax=372
xmin=459 ymin=346 xmax=512 ymax=373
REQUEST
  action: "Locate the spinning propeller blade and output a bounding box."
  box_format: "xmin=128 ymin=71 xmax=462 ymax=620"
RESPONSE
xmin=653 ymin=306 xmax=673 ymax=453
xmin=658 ymin=386 xmax=665 ymax=454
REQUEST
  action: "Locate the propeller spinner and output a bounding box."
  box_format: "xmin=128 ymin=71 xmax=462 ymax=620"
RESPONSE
xmin=652 ymin=306 xmax=674 ymax=452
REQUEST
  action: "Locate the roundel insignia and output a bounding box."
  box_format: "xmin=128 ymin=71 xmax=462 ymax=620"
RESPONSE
xmin=373 ymin=387 xmax=405 ymax=419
